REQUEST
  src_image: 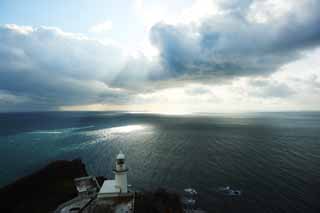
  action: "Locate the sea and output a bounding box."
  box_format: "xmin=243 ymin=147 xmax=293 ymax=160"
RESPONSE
xmin=0 ymin=111 xmax=320 ymax=212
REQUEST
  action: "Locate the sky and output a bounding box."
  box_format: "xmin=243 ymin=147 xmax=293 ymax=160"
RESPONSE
xmin=0 ymin=0 xmax=320 ymax=113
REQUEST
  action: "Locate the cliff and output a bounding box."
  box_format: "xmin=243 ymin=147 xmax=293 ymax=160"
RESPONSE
xmin=0 ymin=159 xmax=88 ymax=213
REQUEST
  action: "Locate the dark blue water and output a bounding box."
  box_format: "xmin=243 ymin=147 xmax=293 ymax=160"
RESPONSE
xmin=0 ymin=111 xmax=320 ymax=212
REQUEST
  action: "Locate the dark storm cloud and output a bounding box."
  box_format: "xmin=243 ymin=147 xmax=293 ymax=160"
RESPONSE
xmin=150 ymin=0 xmax=320 ymax=79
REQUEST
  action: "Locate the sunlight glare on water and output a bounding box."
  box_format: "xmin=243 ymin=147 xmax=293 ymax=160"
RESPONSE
xmin=108 ymin=125 xmax=147 ymax=133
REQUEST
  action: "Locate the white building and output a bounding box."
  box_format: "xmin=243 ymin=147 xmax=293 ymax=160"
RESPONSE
xmin=98 ymin=151 xmax=130 ymax=198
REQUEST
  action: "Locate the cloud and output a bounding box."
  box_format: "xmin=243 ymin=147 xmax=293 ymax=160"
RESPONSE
xmin=1 ymin=0 xmax=320 ymax=111
xmin=0 ymin=24 xmax=130 ymax=111
xmin=292 ymin=74 xmax=320 ymax=90
xmin=247 ymin=79 xmax=294 ymax=98
xmin=150 ymin=0 xmax=320 ymax=80
xmin=89 ymin=21 xmax=113 ymax=33
xmin=307 ymin=75 xmax=320 ymax=89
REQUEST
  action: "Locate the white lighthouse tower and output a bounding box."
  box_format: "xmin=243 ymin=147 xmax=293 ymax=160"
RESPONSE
xmin=114 ymin=151 xmax=128 ymax=193
xmin=98 ymin=151 xmax=130 ymax=198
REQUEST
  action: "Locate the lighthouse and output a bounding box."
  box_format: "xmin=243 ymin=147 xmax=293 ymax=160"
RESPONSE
xmin=98 ymin=151 xmax=130 ymax=198
xmin=114 ymin=151 xmax=128 ymax=193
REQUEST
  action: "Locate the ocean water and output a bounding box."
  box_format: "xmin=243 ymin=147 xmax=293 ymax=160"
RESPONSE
xmin=0 ymin=111 xmax=320 ymax=212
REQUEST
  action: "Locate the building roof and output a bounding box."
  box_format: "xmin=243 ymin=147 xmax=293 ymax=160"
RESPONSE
xmin=99 ymin=180 xmax=120 ymax=195
xmin=74 ymin=176 xmax=99 ymax=193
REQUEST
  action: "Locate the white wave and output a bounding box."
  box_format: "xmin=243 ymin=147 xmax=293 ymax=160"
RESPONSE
xmin=28 ymin=125 xmax=95 ymax=135
xmin=69 ymin=125 xmax=95 ymax=131
xmin=29 ymin=131 xmax=62 ymax=134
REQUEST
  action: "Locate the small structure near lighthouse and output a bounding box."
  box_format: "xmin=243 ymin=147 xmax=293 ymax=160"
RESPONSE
xmin=98 ymin=151 xmax=130 ymax=199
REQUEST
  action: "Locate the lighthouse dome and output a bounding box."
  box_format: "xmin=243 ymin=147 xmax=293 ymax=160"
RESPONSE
xmin=116 ymin=151 xmax=125 ymax=160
